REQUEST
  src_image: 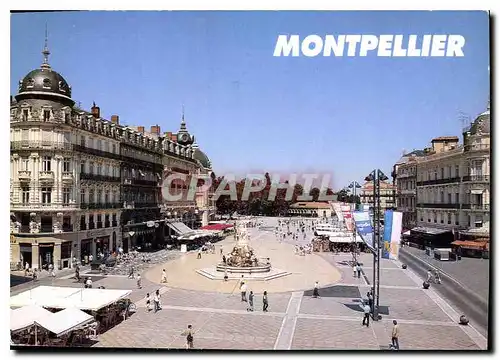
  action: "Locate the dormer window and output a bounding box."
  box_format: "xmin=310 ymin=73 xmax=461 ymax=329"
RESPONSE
xmin=22 ymin=109 xmax=29 ymax=121
xmin=43 ymin=110 xmax=50 ymax=121
xmin=27 ymin=78 xmax=35 ymax=88
xmin=58 ymin=81 xmax=66 ymax=93
xmin=65 ymin=112 xmax=70 ymax=123
xmin=43 ymin=78 xmax=51 ymax=88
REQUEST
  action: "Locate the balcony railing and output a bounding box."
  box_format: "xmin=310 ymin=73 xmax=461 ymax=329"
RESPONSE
xmin=80 ymin=202 xmax=122 ymax=209
xmin=417 ymin=203 xmax=461 ymax=209
xmin=80 ymin=223 xmax=87 ymax=231
xmin=397 ymin=173 xmax=415 ymax=179
xmin=62 ymin=172 xmax=74 ymax=181
xmin=72 ymin=144 xmax=122 ymax=160
xmin=10 ymin=141 xmax=73 ymax=151
xmin=122 ymin=178 xmax=159 ymax=187
xmin=11 ymin=203 xmax=79 ymax=209
xmin=464 ymin=143 xmax=490 ymax=152
xmin=80 ymin=172 xmax=121 ymax=183
xmin=462 ymin=204 xmax=490 ymax=211
xmin=18 ymin=170 xmax=31 ymax=180
xmin=462 ymin=175 xmax=490 ymax=182
xmin=39 ymin=171 xmax=55 ymax=181
xmin=416 ymin=177 xmax=461 ymax=186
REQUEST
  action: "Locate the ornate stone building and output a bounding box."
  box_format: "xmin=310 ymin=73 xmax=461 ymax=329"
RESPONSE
xmin=359 ymin=180 xmax=396 ymax=217
xmin=10 ymin=38 xmax=216 ymax=268
xmin=161 ymin=114 xmax=216 ymax=235
xmin=392 ymin=150 xmax=425 ymax=230
xmin=393 ymin=100 xmax=490 ymax=242
xmin=10 ymin=42 xmax=123 ymax=269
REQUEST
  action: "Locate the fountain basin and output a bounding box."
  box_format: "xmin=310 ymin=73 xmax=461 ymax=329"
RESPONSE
xmin=216 ymin=263 xmax=271 ymax=274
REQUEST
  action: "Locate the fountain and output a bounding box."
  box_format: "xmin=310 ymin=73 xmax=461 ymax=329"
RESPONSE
xmin=216 ymin=225 xmax=271 ymax=274
xmin=196 ymin=221 xmax=290 ymax=281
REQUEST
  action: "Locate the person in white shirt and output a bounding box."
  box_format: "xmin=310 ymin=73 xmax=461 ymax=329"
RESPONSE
xmin=137 ymin=274 xmax=142 ymax=289
xmin=89 ymin=254 xmax=94 ymax=263
xmin=24 ymin=262 xmax=30 ymax=276
xmin=153 ymin=289 xmax=161 ymax=312
xmin=240 ymin=282 xmax=248 ymax=302
xmin=161 ymin=269 xmax=167 ymax=283
xmin=85 ymin=277 xmax=93 ymax=288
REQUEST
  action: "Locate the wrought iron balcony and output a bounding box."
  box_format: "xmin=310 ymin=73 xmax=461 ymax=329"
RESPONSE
xmin=416 ymin=203 xmax=461 ymax=209
xmin=416 ymin=177 xmax=461 ymax=186
xmin=80 ymin=172 xmax=121 ymax=183
xmin=462 ymin=175 xmax=490 ymax=182
xmin=80 ymin=202 xmax=122 ymax=209
xmin=122 ymin=178 xmax=159 ymax=187
xmin=11 ymin=141 xmax=73 ymax=151
xmin=462 ymin=204 xmax=490 ymax=211
xmin=72 ymin=144 xmax=122 ymax=160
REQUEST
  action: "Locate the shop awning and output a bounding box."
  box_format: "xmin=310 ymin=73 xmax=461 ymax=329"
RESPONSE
xmin=166 ymin=222 xmax=192 ymax=235
xmin=36 ymin=307 xmax=94 ymax=337
xmin=451 ymin=240 xmax=489 ymax=251
xmin=10 ymin=305 xmax=52 ymax=332
xmin=200 ymin=224 xmax=234 ymax=231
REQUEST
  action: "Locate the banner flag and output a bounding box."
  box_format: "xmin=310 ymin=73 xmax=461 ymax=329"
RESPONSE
xmin=382 ymin=210 xmax=402 ymax=260
xmin=353 ymin=211 xmax=375 ymax=252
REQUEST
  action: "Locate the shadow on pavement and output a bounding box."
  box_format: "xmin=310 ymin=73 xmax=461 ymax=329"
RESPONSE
xmin=10 ymin=274 xmax=32 ymax=287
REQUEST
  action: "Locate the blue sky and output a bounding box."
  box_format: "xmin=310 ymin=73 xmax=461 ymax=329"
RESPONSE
xmin=10 ymin=11 xmax=490 ymax=190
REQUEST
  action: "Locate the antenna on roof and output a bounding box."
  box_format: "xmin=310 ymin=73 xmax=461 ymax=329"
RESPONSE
xmin=458 ymin=111 xmax=471 ymax=134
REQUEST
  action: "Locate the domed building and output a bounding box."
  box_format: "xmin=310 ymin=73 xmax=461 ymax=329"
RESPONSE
xmin=10 ymin=36 xmax=204 ymax=270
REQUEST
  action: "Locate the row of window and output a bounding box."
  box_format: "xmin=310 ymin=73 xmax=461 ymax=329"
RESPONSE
xmin=419 ymin=213 xmax=484 ymax=228
xmin=81 ymin=160 xmax=120 ymax=177
xmin=20 ymin=187 xmax=70 ymax=204
xmin=80 ymin=189 xmax=119 ymax=204
xmin=80 ymin=135 xmax=118 ymax=154
xmin=80 ymin=213 xmax=118 ymax=230
xmin=398 ymin=180 xmax=416 ymax=191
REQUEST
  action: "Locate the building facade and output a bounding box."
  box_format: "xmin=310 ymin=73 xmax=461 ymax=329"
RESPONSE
xmin=10 ymin=39 xmax=216 ymax=269
xmin=393 ymin=100 xmax=490 ymax=242
xmin=10 ymin=45 xmax=123 ymax=269
xmin=287 ymin=202 xmax=333 ymax=217
xmin=359 ymin=180 xmax=396 ymax=216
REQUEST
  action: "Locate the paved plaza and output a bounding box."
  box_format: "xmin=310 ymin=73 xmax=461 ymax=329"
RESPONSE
xmin=11 ymin=218 xmax=488 ymax=350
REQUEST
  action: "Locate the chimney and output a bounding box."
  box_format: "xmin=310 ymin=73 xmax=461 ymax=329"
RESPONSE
xmin=91 ymin=102 xmax=100 ymax=118
xmin=137 ymin=126 xmax=145 ymax=133
xmin=151 ymin=125 xmax=161 ymax=134
xmin=110 ymin=115 xmax=119 ymax=124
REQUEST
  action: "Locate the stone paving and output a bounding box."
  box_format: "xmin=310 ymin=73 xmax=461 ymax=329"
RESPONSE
xmin=11 ymin=217 xmax=488 ymax=350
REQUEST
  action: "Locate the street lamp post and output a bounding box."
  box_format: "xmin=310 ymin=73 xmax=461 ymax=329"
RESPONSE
xmin=364 ymin=169 xmax=388 ymax=321
xmin=347 ymin=181 xmax=362 ymax=261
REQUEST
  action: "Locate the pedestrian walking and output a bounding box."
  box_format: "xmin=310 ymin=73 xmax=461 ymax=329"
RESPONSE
xmin=367 ymin=290 xmax=373 ymax=312
xmin=161 ymin=269 xmax=168 ymax=283
xmin=426 ymin=270 xmax=433 ymax=283
xmin=352 ymin=263 xmax=357 ymax=277
xmin=312 ymin=281 xmax=320 ymax=298
xmin=220 ymin=247 xmax=223 ymax=256
xmin=391 ymin=320 xmax=400 ymax=350
xmin=247 ymin=291 xmax=254 ymax=311
xmin=263 ymin=291 xmax=269 ymax=312
xmin=154 ymin=289 xmax=161 ymax=312
xmin=32 ymin=268 xmax=38 ymax=281
xmin=356 ymin=263 xmax=361 ymax=278
xmin=240 ymin=282 xmax=248 ymax=302
xmin=137 ymin=274 xmax=142 ymax=289
xmin=128 ymin=266 xmax=135 ymax=279
xmin=24 ymin=262 xmax=30 ymax=277
xmin=181 ymin=324 xmax=194 ymax=349
xmin=362 ymin=303 xmax=370 ymax=327
xmin=197 ymin=248 xmax=202 ymax=259
xmin=145 ymin=293 xmax=151 ymax=312
xmin=89 ymin=254 xmax=94 ymax=263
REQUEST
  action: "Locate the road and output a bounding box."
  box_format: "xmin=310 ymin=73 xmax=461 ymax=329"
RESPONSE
xmin=399 ymin=248 xmax=488 ymax=337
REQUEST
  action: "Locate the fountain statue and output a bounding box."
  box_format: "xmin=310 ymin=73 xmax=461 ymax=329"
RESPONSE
xmin=216 ymin=222 xmax=271 ymax=274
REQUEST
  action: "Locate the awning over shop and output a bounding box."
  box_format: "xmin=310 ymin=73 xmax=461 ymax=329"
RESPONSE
xmin=200 ymin=224 xmax=234 ymax=231
xmin=177 ymin=230 xmax=220 ymax=241
xmin=328 ymin=236 xmax=360 ymax=243
xmin=410 ymin=227 xmax=450 ymax=235
xmin=10 ymin=305 xmax=52 ymax=332
xmin=451 ymin=240 xmax=489 ymax=251
xmin=36 ymin=307 xmax=94 ymax=337
xmin=166 ymin=222 xmax=192 ymax=235
xmin=10 ymin=286 xmax=132 ymax=311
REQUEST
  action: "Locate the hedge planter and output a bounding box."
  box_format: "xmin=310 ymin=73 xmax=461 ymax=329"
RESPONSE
xmin=423 ymin=281 xmax=430 ymax=289
xmin=459 ymin=315 xmax=469 ymax=325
